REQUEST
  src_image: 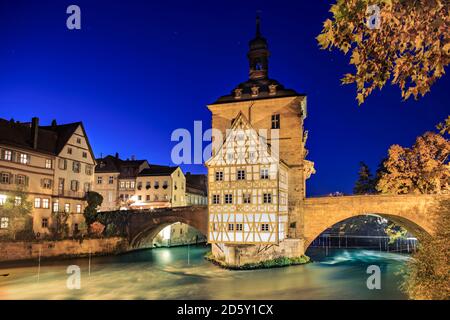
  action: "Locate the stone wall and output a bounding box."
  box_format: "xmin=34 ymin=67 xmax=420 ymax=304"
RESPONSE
xmin=212 ymin=239 xmax=304 ymax=267
xmin=0 ymin=237 xmax=128 ymax=263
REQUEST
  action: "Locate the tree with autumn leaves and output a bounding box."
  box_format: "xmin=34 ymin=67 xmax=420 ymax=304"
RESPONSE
xmin=376 ymin=124 xmax=449 ymax=195
xmin=317 ymin=0 xmax=449 ymax=105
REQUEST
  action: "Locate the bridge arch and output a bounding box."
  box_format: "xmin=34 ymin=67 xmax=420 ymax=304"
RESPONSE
xmin=303 ymin=194 xmax=446 ymax=249
xmin=128 ymin=206 xmax=208 ymax=249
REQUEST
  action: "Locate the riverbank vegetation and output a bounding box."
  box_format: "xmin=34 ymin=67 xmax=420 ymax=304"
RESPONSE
xmin=205 ymin=251 xmax=310 ymax=270
xmin=401 ymin=199 xmax=450 ymax=300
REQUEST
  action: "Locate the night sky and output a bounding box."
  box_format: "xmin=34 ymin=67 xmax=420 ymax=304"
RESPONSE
xmin=0 ymin=0 xmax=448 ymax=196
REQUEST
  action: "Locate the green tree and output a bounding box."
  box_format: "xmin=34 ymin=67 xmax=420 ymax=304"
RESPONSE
xmin=317 ymin=0 xmax=449 ymax=105
xmin=83 ymin=191 xmax=103 ymax=232
xmin=0 ymin=188 xmax=33 ymax=240
xmin=401 ymin=199 xmax=450 ymax=300
xmin=353 ymin=161 xmax=376 ymax=194
xmin=49 ymin=211 xmax=70 ymax=240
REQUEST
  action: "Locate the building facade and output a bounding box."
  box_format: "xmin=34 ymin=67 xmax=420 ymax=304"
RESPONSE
xmin=94 ymin=157 xmax=187 ymax=210
xmin=185 ymin=173 xmax=208 ymax=206
xmin=0 ymin=117 xmax=96 ymax=237
xmin=94 ymin=155 xmax=149 ymax=211
xmin=133 ymin=165 xmax=186 ymax=209
xmin=206 ymin=18 xmax=315 ymax=266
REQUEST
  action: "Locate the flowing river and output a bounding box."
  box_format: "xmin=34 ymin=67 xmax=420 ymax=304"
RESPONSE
xmin=0 ymin=245 xmax=409 ymax=299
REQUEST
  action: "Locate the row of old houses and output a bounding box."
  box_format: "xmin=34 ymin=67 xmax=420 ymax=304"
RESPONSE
xmin=0 ymin=117 xmax=207 ymax=238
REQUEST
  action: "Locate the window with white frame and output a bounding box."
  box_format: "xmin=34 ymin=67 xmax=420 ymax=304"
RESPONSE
xmin=43 ymin=179 xmax=52 ymax=189
xmin=260 ymin=168 xmax=269 ymax=180
xmin=0 ymin=195 xmax=6 ymax=206
xmin=76 ymin=204 xmax=82 ymax=213
xmin=53 ymin=202 xmax=59 ymax=213
xmin=1 ymin=173 xmax=10 ymax=184
xmin=97 ymin=176 xmax=103 ymax=184
xmin=42 ymin=199 xmax=49 ymax=209
xmin=64 ymin=204 xmax=70 ymax=213
xmin=16 ymin=174 xmax=26 ymax=186
xmin=72 ymin=161 xmax=81 ymax=173
xmin=15 ymin=196 xmax=22 ymax=206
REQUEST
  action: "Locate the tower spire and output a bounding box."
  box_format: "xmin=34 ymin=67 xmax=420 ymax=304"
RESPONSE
xmin=256 ymin=14 xmax=261 ymax=37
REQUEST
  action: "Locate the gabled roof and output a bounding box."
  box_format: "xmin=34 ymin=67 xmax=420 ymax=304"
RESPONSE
xmin=95 ymin=155 xmax=148 ymax=178
xmin=0 ymin=118 xmax=92 ymax=157
xmin=138 ymin=165 xmax=179 ymax=177
xmin=205 ymin=111 xmax=287 ymax=168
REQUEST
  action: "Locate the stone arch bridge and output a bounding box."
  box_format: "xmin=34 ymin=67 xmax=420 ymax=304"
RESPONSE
xmin=124 ymin=194 xmax=448 ymax=249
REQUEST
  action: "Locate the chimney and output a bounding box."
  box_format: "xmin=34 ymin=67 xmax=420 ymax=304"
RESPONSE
xmin=115 ymin=152 xmax=119 ymax=159
xmin=31 ymin=117 xmax=39 ymax=149
xmin=131 ymin=155 xmax=136 ymax=161
xmin=51 ymin=119 xmax=57 ymax=127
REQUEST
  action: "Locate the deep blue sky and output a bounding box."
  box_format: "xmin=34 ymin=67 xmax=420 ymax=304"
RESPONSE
xmin=0 ymin=0 xmax=448 ymax=196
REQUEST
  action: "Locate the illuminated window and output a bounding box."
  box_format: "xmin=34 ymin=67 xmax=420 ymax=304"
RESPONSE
xmin=53 ymin=202 xmax=59 ymax=213
xmin=45 ymin=159 xmax=52 ymax=169
xmin=3 ymin=150 xmax=12 ymax=161
xmin=42 ymin=199 xmax=49 ymax=209
xmin=261 ymin=223 xmax=270 ymax=232
xmin=0 ymin=195 xmax=6 ymax=206
xmin=65 ymin=203 xmax=70 ymax=213
xmin=237 ymin=170 xmax=246 ymax=180
xmin=76 ymin=204 xmax=82 ymax=213
xmin=260 ymin=168 xmax=269 ymax=180
xmin=15 ymin=196 xmax=22 ymax=206
xmin=120 ymin=181 xmax=125 ymax=189
xmin=0 ymin=217 xmax=9 ymax=229
xmin=19 ymin=153 xmax=29 ymax=164
xmin=130 ymin=181 xmax=135 ymax=189
xmin=34 ymin=198 xmax=41 ymax=208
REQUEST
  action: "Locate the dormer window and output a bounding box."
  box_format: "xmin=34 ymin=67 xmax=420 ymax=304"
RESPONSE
xmin=234 ymin=88 xmax=243 ymax=99
xmin=251 ymin=86 xmax=259 ymax=97
xmin=269 ymin=84 xmax=278 ymax=95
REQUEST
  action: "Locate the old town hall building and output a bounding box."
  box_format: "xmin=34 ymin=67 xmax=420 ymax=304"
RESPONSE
xmin=206 ymin=17 xmax=315 ymax=266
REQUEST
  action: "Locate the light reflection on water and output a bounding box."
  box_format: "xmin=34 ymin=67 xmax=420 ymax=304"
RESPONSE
xmin=0 ymin=245 xmax=409 ymax=300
